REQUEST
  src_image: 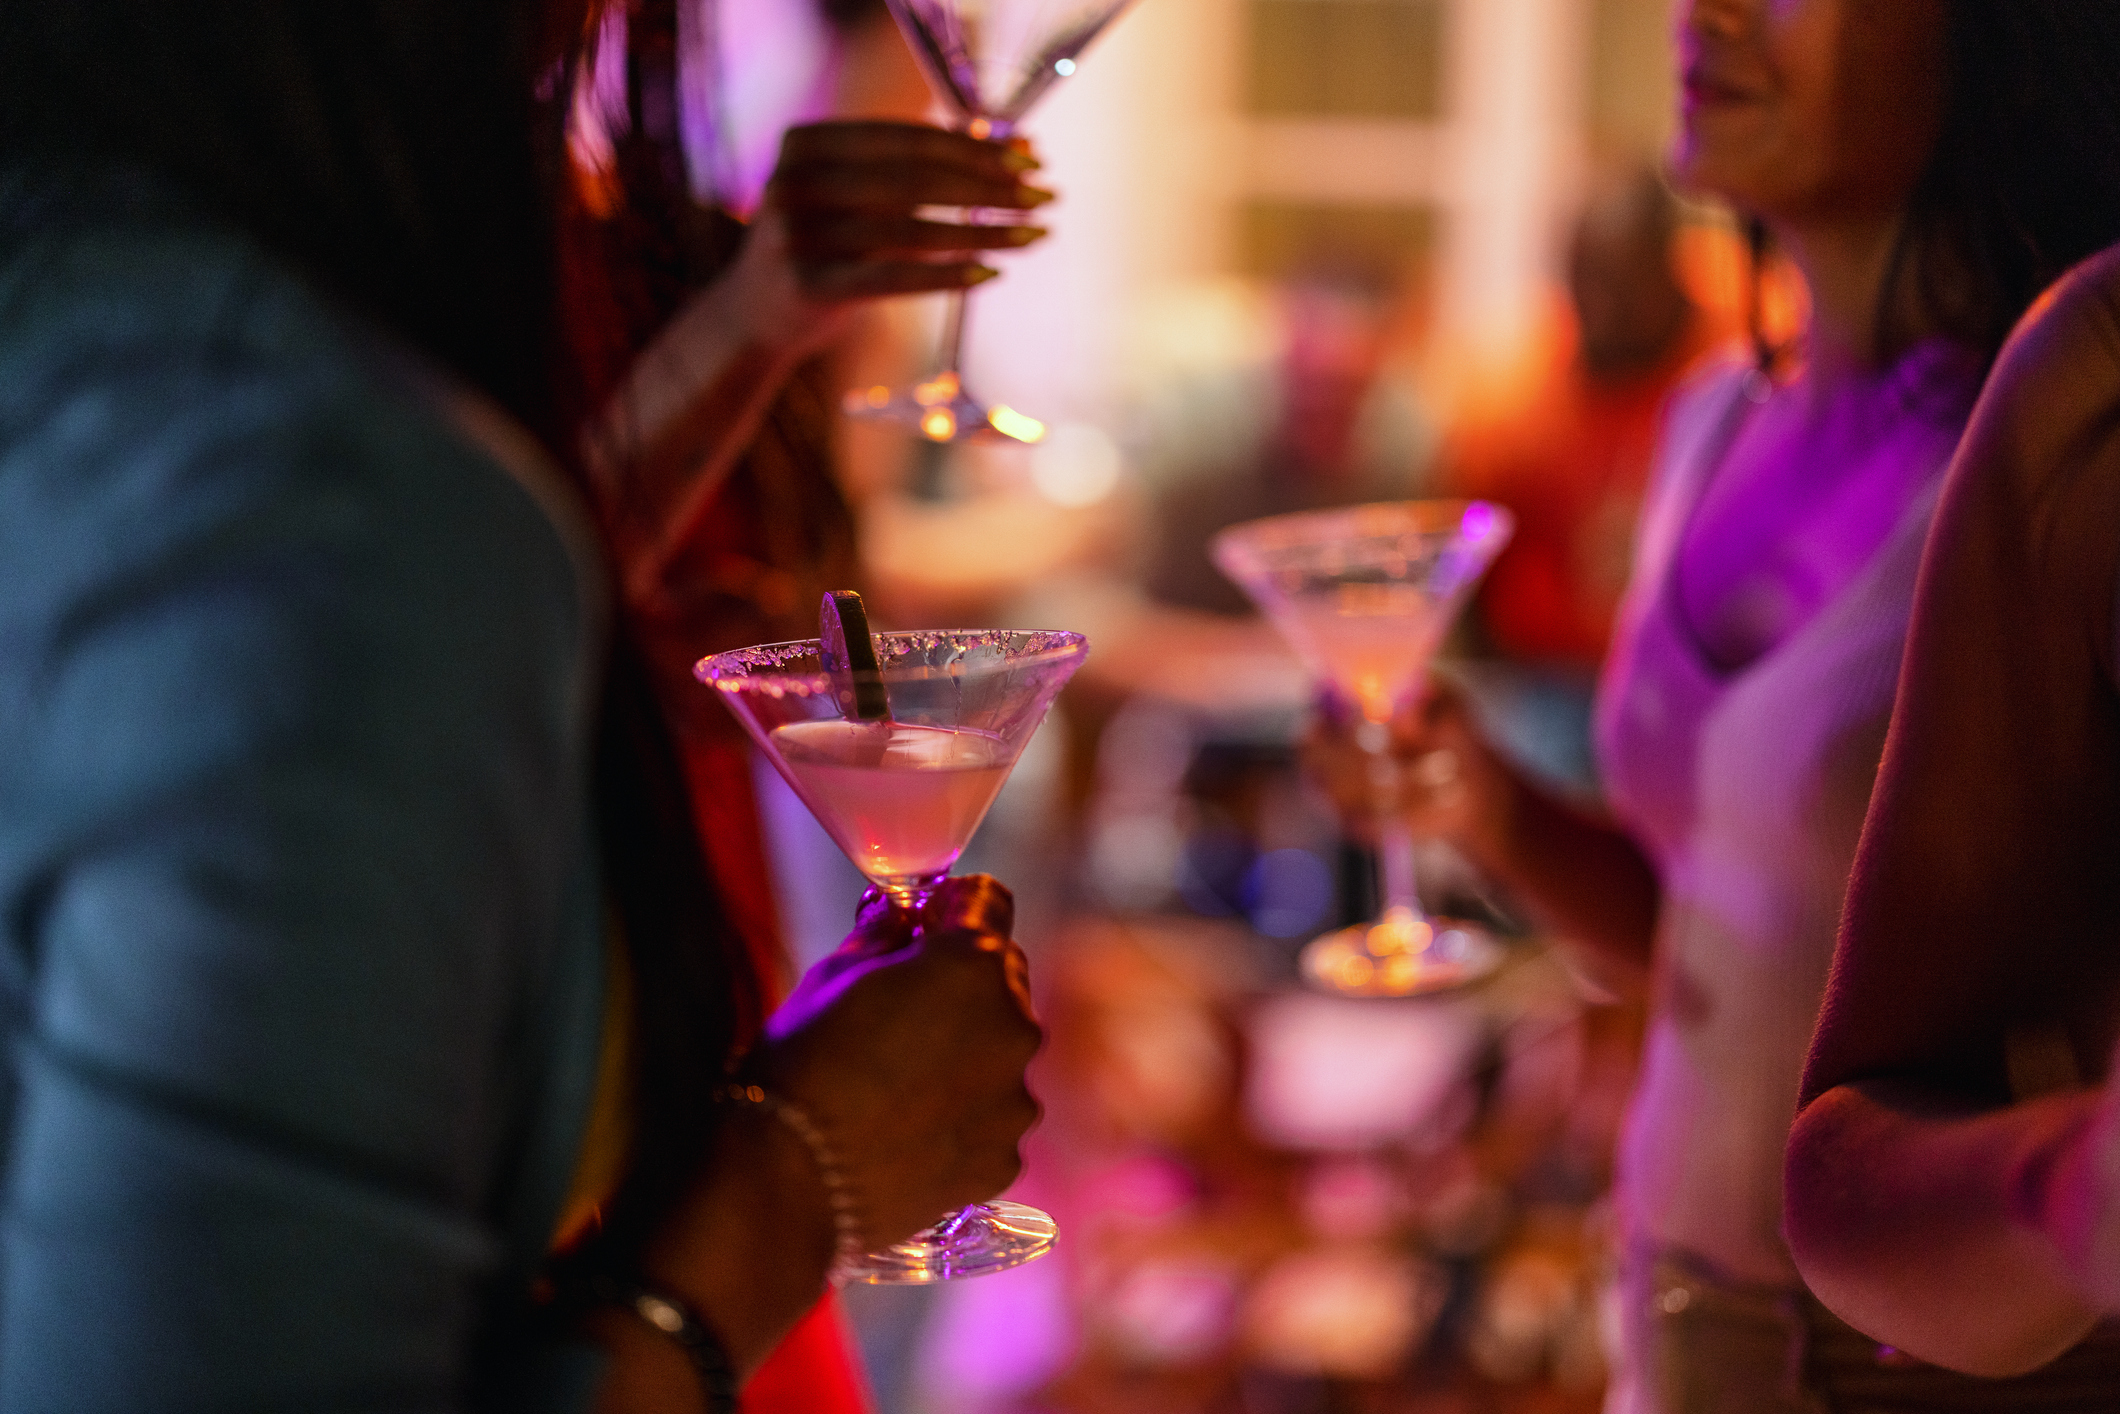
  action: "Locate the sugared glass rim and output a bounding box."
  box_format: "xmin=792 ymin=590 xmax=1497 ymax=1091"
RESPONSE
xmin=696 ymin=627 xmax=1088 ymax=699
xmin=1210 ymin=498 xmax=1514 ymax=577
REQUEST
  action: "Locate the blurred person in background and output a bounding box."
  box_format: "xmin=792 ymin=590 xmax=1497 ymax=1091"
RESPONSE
xmin=1443 ymin=166 xmax=1723 ymax=795
xmin=1306 ymin=2 xmax=2120 ymax=1408
xmin=561 ymin=0 xmax=1078 ymax=1401
xmin=1785 ymin=228 xmax=2120 ymax=1371
xmin=0 ymin=1 xmax=1054 ymax=1408
xmin=1453 ymin=166 xmax=1713 ymax=677
xmin=1140 ymin=254 xmax=1437 ymax=616
xmin=557 ymin=2 xmax=1042 ymax=1406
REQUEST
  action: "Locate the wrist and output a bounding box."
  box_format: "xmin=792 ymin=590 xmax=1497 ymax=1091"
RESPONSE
xmin=722 ymin=208 xmax=847 ymax=365
xmin=576 ymin=1281 xmax=737 ymax=1414
xmin=1457 ymin=745 xmax=1529 ymax=876
xmin=638 ymin=1097 xmax=838 ymax=1374
xmin=719 ymin=1082 xmax=867 ymax=1279
xmin=665 ymin=273 xmax=809 ymax=389
xmin=586 ymin=278 xmax=805 ymax=504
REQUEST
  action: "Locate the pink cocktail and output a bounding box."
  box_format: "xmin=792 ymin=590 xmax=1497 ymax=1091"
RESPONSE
xmin=768 ymin=720 xmax=1014 ymax=885
xmin=1271 ymin=584 xmax=1451 ymax=725
xmin=699 ymin=627 xmax=1088 ymax=1281
xmin=1214 ymin=501 xmax=1513 ymax=997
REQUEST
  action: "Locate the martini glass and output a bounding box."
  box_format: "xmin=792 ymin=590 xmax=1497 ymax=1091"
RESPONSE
xmin=1212 ymin=501 xmax=1515 ymax=998
xmin=841 ymin=0 xmax=1141 ymax=444
xmin=699 ymin=628 xmax=1088 ymax=1281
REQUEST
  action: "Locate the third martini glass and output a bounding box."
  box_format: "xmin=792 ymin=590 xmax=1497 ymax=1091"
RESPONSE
xmin=842 ymin=0 xmax=1142 ymax=444
xmin=1213 ymin=501 xmax=1514 ymax=998
xmin=699 ymin=614 xmax=1088 ymax=1281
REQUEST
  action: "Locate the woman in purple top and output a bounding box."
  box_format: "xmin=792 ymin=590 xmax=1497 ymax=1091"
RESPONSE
xmin=1309 ymin=2 xmax=2120 ymax=1408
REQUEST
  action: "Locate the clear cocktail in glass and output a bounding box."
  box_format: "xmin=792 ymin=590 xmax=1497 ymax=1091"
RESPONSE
xmin=1213 ymin=501 xmax=1514 ymax=997
xmin=698 ymin=627 xmax=1088 ymax=1280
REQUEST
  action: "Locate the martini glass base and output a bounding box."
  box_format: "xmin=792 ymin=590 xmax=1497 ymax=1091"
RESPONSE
xmin=842 ymin=379 xmax=1045 ymax=446
xmin=1299 ymin=908 xmax=1503 ymax=998
xmin=837 ymin=1199 xmax=1058 ymax=1285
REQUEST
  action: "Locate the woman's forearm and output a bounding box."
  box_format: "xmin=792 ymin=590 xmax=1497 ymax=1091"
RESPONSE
xmin=1473 ymin=774 xmax=1660 ymax=981
xmin=585 ymin=267 xmax=820 ymax=606
xmin=1785 ymin=1080 xmax=2105 ymax=1376
xmin=584 ymin=123 xmax=1051 ymax=609
xmin=592 ymin=1103 xmax=837 ymax=1412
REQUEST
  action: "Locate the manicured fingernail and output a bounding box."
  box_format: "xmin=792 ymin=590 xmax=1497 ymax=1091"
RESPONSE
xmin=1006 ymin=225 xmax=1048 ymax=245
xmin=1018 ymin=185 xmax=1057 ymax=206
xmin=963 ymin=265 xmax=1001 ymax=286
xmin=1001 ymin=149 xmax=1041 ymax=173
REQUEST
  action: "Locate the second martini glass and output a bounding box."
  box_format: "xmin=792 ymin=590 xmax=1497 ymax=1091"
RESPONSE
xmin=1213 ymin=501 xmax=1514 ymax=998
xmin=699 ymin=626 xmax=1088 ymax=1281
xmin=842 ymin=0 xmax=1141 ymax=444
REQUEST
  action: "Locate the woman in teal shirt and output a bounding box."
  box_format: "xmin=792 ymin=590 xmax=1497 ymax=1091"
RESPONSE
xmin=0 ymin=3 xmax=1049 ymax=1408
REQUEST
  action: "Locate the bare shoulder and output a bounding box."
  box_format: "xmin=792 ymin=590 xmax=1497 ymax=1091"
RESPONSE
xmin=1976 ymin=244 xmax=2120 ymax=454
xmin=1931 ymin=244 xmax=2120 ymax=598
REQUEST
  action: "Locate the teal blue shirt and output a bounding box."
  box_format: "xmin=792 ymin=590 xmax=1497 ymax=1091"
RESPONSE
xmin=0 ymin=171 xmax=609 ymax=1410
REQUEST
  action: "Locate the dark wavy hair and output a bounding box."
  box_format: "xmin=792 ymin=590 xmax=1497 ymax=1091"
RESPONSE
xmin=1735 ymin=4 xmax=2120 ymax=375
xmin=0 ymin=3 xmax=582 ymax=438
xmin=1876 ymin=1 xmax=2120 ymax=365
xmin=0 ymin=0 xmax=759 ymax=1273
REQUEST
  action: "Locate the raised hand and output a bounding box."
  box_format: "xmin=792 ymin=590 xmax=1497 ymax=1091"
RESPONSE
xmin=761 ymin=874 xmax=1042 ymax=1247
xmin=676 ymin=120 xmax=1053 ymax=382
xmin=1298 ymin=681 xmax=1514 ymax=863
xmin=768 ymin=120 xmax=1053 ymax=313
xmin=588 ymin=120 xmax=1053 ymax=604
xmin=1298 ymin=681 xmax=1659 ymax=977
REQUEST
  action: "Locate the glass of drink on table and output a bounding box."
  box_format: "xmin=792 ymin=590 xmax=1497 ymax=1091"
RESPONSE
xmin=698 ymin=592 xmax=1087 ymax=1281
xmin=1213 ymin=501 xmax=1514 ymax=998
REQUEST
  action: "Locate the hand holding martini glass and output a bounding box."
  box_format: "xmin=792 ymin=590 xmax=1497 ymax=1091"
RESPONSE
xmin=842 ymin=0 xmax=1144 ymax=444
xmin=699 ymin=593 xmax=1087 ymax=1281
xmin=1213 ymin=501 xmax=1514 ymax=997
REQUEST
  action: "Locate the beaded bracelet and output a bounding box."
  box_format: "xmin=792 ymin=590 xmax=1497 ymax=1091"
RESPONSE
xmin=717 ymin=1082 xmax=867 ymax=1282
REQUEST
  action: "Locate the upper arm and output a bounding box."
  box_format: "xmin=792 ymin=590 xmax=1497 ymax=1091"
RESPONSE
xmin=1803 ymin=254 xmax=2120 ymax=1110
xmin=0 ymin=324 xmax=599 ymax=1410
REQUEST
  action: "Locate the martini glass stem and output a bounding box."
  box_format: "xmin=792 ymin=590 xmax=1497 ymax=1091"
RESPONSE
xmin=925 ymin=109 xmax=1003 ymax=395
xmin=1363 ymin=725 xmax=1427 ymax=929
xmin=1378 ymin=815 xmax=1425 ymax=923
xmin=881 ymin=872 xmax=949 ymax=916
xmin=935 ymin=289 xmax=972 ymax=387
